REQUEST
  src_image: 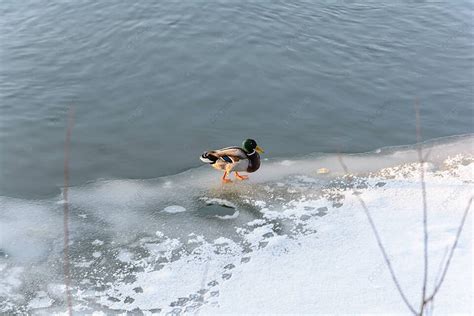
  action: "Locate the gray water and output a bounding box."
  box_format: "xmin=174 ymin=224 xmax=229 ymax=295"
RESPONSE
xmin=1 ymin=1 xmax=473 ymax=198
xmin=1 ymin=2 xmax=474 ymax=312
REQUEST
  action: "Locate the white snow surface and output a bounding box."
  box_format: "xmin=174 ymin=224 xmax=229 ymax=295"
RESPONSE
xmin=1 ymin=137 xmax=473 ymax=315
xmin=202 ymin=164 xmax=473 ymax=314
xmin=98 ymin=157 xmax=473 ymax=315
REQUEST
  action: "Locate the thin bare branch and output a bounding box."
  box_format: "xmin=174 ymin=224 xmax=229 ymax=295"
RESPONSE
xmin=422 ymin=147 xmax=432 ymax=163
xmin=424 ymin=196 xmax=473 ymax=304
xmin=434 ymin=246 xmax=449 ymax=291
xmin=415 ymin=100 xmax=429 ymax=314
xmin=337 ymin=154 xmax=417 ymax=315
xmin=427 ymin=246 xmax=449 ymax=316
xmin=63 ymin=106 xmax=74 ymax=316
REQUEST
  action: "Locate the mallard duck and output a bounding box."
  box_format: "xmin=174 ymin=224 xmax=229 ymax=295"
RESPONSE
xmin=200 ymin=139 xmax=264 ymax=183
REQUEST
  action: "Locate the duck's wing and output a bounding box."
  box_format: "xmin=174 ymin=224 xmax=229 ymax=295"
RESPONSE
xmin=207 ymin=146 xmax=248 ymax=163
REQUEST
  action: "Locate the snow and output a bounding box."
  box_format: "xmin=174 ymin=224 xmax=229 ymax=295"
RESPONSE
xmin=162 ymin=205 xmax=187 ymax=213
xmin=200 ymin=197 xmax=238 ymax=209
xmin=215 ymin=211 xmax=239 ymax=220
xmin=1 ymin=136 xmax=472 ymax=314
xmin=117 ymin=249 xmax=133 ymax=263
xmin=202 ymin=166 xmax=472 ymax=314
xmin=91 ymin=239 xmax=104 ymax=246
xmin=99 ymin=240 xmax=243 ymax=312
xmin=28 ymin=291 xmax=53 ymax=309
xmin=213 ymin=237 xmax=234 ymax=245
xmin=101 ymin=157 xmax=473 ymax=314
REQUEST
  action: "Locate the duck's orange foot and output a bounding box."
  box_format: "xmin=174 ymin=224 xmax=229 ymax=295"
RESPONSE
xmin=222 ymin=171 xmax=232 ymax=183
xmin=235 ymin=172 xmax=249 ymax=180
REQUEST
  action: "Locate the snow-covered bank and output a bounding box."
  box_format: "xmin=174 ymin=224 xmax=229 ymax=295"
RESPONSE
xmin=95 ymin=155 xmax=473 ymax=315
xmin=0 ymin=136 xmax=472 ymax=314
xmin=201 ymin=160 xmax=472 ymax=314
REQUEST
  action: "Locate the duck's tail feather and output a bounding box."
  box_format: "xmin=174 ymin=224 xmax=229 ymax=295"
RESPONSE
xmin=200 ymin=152 xmax=218 ymax=164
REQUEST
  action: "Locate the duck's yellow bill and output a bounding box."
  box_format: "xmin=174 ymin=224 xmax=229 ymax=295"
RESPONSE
xmin=256 ymin=146 xmax=264 ymax=154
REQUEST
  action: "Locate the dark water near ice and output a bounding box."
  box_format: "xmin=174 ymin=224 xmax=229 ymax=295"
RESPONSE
xmin=1 ymin=0 xmax=473 ymax=198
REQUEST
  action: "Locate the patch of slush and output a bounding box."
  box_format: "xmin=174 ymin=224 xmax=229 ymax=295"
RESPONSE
xmin=199 ymin=197 xmax=237 ymax=209
xmin=91 ymin=240 xmax=104 ymax=246
xmin=0 ymin=265 xmax=24 ymax=312
xmin=162 ymin=205 xmax=187 ymax=213
xmin=116 ymin=249 xmax=133 ymax=263
xmin=0 ymin=198 xmax=63 ymax=262
xmin=28 ymin=291 xmax=53 ymax=309
xmin=215 ymin=211 xmax=239 ymax=220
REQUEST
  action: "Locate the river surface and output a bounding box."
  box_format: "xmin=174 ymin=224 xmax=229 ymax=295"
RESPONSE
xmin=1 ymin=0 xmax=473 ymax=198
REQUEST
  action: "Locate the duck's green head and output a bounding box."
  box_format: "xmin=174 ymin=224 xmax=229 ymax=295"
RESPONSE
xmin=242 ymin=139 xmax=264 ymax=154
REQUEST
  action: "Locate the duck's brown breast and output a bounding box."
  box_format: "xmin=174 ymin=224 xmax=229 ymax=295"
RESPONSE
xmin=246 ymin=152 xmax=261 ymax=173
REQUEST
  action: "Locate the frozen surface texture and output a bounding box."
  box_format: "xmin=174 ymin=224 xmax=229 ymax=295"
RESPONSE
xmin=0 ymin=136 xmax=472 ymax=314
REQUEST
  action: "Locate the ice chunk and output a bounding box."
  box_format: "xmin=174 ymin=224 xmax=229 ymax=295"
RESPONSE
xmin=163 ymin=205 xmax=187 ymax=213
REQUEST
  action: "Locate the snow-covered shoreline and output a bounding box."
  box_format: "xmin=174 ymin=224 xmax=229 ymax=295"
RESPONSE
xmin=94 ymin=156 xmax=472 ymax=315
xmin=1 ymin=137 xmax=472 ymax=315
xmin=201 ymin=160 xmax=472 ymax=315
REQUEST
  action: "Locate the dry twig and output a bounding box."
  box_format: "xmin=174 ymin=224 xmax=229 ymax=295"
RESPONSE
xmin=415 ymin=101 xmax=429 ymax=313
xmin=63 ymin=106 xmax=74 ymax=316
xmin=337 ymin=101 xmax=472 ymax=316
xmin=337 ymin=155 xmax=417 ymax=314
